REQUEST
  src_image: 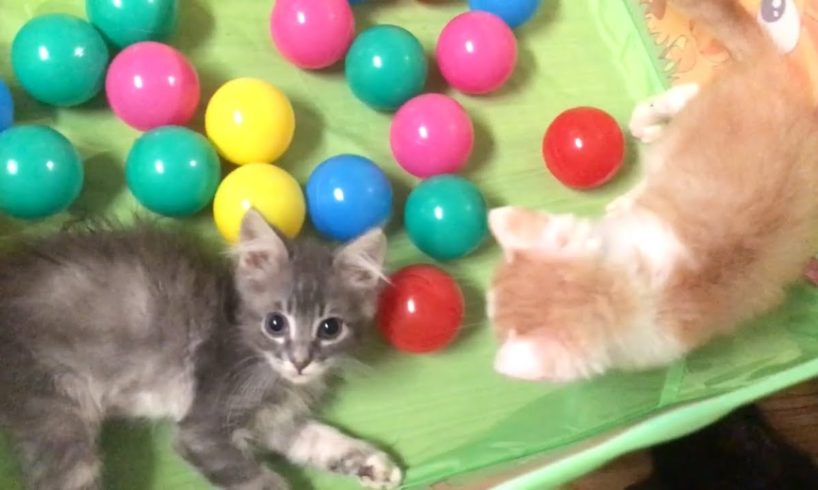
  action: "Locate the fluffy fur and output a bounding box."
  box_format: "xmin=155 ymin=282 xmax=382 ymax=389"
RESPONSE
xmin=488 ymin=0 xmax=818 ymax=382
xmin=0 ymin=210 xmax=401 ymax=490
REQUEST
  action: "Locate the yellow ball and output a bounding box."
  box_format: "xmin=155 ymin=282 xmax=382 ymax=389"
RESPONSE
xmin=213 ymin=163 xmax=305 ymax=243
xmin=205 ymin=78 xmax=296 ymax=165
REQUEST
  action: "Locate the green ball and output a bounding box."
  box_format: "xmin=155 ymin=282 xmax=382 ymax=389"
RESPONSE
xmin=345 ymin=25 xmax=427 ymax=111
xmin=86 ymin=0 xmax=179 ymax=49
xmin=404 ymin=175 xmax=488 ymax=261
xmin=11 ymin=14 xmax=110 ymax=107
xmin=0 ymin=125 xmax=84 ymax=220
xmin=126 ymin=126 xmax=221 ymax=217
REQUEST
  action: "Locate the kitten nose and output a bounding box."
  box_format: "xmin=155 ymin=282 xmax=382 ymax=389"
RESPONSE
xmin=288 ymin=353 xmax=312 ymax=374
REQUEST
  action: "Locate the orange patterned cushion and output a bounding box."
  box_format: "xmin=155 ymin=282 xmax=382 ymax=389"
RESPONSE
xmin=641 ymin=0 xmax=818 ymax=94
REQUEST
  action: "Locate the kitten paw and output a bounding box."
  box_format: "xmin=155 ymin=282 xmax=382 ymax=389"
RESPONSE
xmin=495 ymin=333 xmax=605 ymax=383
xmin=356 ymin=452 xmax=403 ymax=490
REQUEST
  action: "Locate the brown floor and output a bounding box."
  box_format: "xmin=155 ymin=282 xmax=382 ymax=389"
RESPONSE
xmin=432 ymin=380 xmax=818 ymax=489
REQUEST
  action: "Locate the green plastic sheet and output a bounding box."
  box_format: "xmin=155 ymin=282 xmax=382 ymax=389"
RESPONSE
xmin=2 ymin=1 xmax=818 ymax=489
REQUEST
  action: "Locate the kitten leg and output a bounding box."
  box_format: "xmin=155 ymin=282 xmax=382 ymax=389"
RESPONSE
xmin=261 ymin=420 xmax=402 ymax=490
xmin=12 ymin=399 xmax=102 ymax=490
xmin=175 ymin=422 xmax=290 ymax=490
xmin=629 ymin=83 xmax=700 ymax=143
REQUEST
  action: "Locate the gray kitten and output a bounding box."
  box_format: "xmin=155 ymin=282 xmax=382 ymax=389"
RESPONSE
xmin=0 ymin=210 xmax=402 ymax=490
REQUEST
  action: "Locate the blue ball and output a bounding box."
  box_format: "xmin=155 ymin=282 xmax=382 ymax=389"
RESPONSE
xmin=307 ymin=154 xmax=393 ymax=242
xmin=349 ymin=0 xmax=365 ymax=4
xmin=0 ymin=80 xmax=13 ymax=132
xmin=468 ymin=0 xmax=541 ymax=28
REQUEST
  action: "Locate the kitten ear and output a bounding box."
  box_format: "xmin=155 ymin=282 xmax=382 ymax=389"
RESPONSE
xmin=334 ymin=228 xmax=387 ymax=291
xmin=235 ymin=209 xmax=289 ymax=277
xmin=489 ymin=207 xmax=551 ymax=261
xmin=489 ymin=206 xmax=599 ymax=260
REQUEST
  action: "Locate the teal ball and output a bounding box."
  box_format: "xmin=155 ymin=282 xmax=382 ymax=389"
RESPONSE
xmin=404 ymin=175 xmax=488 ymax=260
xmin=126 ymin=126 xmax=221 ymax=217
xmin=11 ymin=14 xmax=110 ymax=107
xmin=0 ymin=125 xmax=84 ymax=220
xmin=86 ymin=0 xmax=179 ymax=49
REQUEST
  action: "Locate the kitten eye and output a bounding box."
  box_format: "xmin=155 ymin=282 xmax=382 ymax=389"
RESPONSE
xmin=264 ymin=313 xmax=289 ymax=337
xmin=317 ymin=318 xmax=344 ymax=341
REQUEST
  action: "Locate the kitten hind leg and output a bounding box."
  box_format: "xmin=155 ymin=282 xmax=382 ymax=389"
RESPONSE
xmin=630 ymin=83 xmax=700 ymax=143
xmin=12 ymin=399 xmax=102 ymax=490
xmin=261 ymin=420 xmax=402 ymax=490
xmin=175 ymin=421 xmax=290 ymax=490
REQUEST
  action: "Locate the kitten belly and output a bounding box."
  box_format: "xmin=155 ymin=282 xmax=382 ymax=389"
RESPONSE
xmin=108 ymin=368 xmax=196 ymax=421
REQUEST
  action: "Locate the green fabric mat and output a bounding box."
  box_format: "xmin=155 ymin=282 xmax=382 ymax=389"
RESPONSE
xmin=2 ymin=1 xmax=818 ymax=489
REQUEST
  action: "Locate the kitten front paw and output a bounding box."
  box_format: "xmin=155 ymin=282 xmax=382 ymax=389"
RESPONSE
xmin=356 ymin=452 xmax=403 ymax=490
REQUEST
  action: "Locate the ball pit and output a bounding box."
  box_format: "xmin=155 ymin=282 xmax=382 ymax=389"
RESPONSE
xmin=86 ymin=0 xmax=179 ymax=49
xmin=345 ymin=25 xmax=427 ymax=111
xmin=205 ymin=78 xmax=295 ymax=165
xmin=542 ymin=106 xmax=625 ymax=189
xmin=306 ymin=154 xmax=393 ymax=242
xmin=436 ymin=11 xmax=518 ymax=95
xmin=377 ymin=264 xmax=465 ymax=354
xmin=212 ymin=163 xmax=306 ymax=243
xmin=106 ymin=42 xmax=200 ymax=131
xmin=0 ymin=125 xmax=84 ymax=219
xmin=271 ymin=0 xmax=355 ymax=70
xmin=390 ymin=93 xmax=474 ymax=178
xmin=468 ymin=0 xmax=541 ymax=29
xmin=11 ymin=14 xmax=109 ymax=107
xmin=404 ymin=175 xmax=488 ymax=261
xmin=0 ymin=81 xmax=12 ymax=133
xmin=126 ymin=126 xmax=220 ymax=217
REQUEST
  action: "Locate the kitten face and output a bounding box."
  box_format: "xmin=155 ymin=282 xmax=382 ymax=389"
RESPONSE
xmin=487 ymin=207 xmax=637 ymax=382
xmin=233 ymin=210 xmax=386 ymax=385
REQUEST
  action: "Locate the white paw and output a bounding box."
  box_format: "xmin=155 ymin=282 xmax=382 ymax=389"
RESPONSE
xmin=494 ymin=333 xmax=607 ymax=383
xmin=358 ymin=452 xmax=403 ymax=490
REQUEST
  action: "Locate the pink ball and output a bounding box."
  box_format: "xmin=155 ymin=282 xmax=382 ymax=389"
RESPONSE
xmin=390 ymin=94 xmax=474 ymax=178
xmin=106 ymin=42 xmax=200 ymax=131
xmin=436 ymin=12 xmax=518 ymax=95
xmin=271 ymin=0 xmax=355 ymax=70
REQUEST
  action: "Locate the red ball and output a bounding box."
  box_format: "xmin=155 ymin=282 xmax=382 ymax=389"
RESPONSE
xmin=542 ymin=107 xmax=625 ymax=190
xmin=377 ymin=264 xmax=465 ymax=354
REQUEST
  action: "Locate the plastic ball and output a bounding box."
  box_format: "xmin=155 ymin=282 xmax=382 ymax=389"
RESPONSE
xmin=468 ymin=0 xmax=541 ymax=29
xmin=542 ymin=107 xmax=625 ymax=190
xmin=390 ymin=94 xmax=474 ymax=178
xmin=205 ymin=78 xmax=296 ymax=165
xmin=126 ymin=126 xmax=220 ymax=217
xmin=0 ymin=125 xmax=84 ymax=219
xmin=345 ymin=25 xmax=428 ymax=111
xmin=436 ymin=12 xmax=517 ymax=95
xmin=106 ymin=42 xmax=200 ymax=131
xmin=86 ymin=0 xmax=178 ymax=49
xmin=404 ymin=175 xmax=488 ymax=261
xmin=271 ymin=0 xmax=355 ymax=70
xmin=306 ymin=154 xmax=393 ymax=242
xmin=377 ymin=264 xmax=464 ymax=354
xmin=213 ymin=163 xmax=306 ymax=243
xmin=0 ymin=80 xmax=12 ymax=133
xmin=11 ymin=14 xmax=109 ymax=107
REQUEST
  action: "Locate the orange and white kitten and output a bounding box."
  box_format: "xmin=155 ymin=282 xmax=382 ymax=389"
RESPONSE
xmin=487 ymin=0 xmax=818 ymax=382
